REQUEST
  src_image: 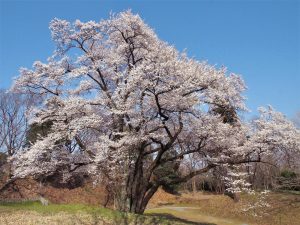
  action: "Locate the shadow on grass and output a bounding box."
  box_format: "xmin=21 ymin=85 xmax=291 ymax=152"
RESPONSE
xmin=71 ymin=211 xmax=217 ymax=225
xmin=0 ymin=201 xmax=217 ymax=225
xmin=146 ymin=213 xmax=216 ymax=225
xmin=110 ymin=211 xmax=208 ymax=225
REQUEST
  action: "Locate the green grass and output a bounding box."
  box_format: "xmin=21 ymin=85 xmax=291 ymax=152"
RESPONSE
xmin=0 ymin=200 xmax=112 ymax=215
xmin=0 ymin=201 xmax=122 ymax=224
xmin=0 ymin=201 xmax=192 ymax=225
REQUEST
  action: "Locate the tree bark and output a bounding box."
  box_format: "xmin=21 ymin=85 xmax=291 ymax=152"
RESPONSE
xmin=192 ymin=176 xmax=196 ymax=194
xmin=122 ymin=147 xmax=161 ymax=214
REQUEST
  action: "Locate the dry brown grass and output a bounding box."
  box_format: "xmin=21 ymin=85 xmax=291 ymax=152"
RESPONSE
xmin=149 ymin=190 xmax=300 ymax=225
xmin=0 ymin=178 xmax=108 ymax=205
xmin=0 ymin=211 xmax=109 ymax=225
xmin=148 ymin=189 xmax=180 ymax=206
xmin=1 ymin=180 xmax=299 ymax=225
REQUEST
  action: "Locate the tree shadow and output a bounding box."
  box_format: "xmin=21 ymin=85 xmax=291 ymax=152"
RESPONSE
xmin=69 ymin=209 xmax=217 ymax=225
xmin=145 ymin=213 xmax=216 ymax=225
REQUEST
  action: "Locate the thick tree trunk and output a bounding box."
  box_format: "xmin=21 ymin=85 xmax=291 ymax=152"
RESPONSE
xmin=126 ymin=181 xmax=159 ymax=214
xmin=124 ymin=152 xmax=159 ymax=214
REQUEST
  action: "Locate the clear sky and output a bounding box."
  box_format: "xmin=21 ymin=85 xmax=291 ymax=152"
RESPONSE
xmin=0 ymin=0 xmax=299 ymax=119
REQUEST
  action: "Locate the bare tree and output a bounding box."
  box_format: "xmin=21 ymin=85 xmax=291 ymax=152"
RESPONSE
xmin=0 ymin=89 xmax=35 ymax=156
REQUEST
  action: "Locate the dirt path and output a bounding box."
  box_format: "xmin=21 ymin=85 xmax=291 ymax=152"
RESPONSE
xmin=146 ymin=206 xmax=250 ymax=225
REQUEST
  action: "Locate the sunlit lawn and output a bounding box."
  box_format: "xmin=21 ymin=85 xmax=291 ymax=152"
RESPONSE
xmin=0 ymin=201 xmax=192 ymax=225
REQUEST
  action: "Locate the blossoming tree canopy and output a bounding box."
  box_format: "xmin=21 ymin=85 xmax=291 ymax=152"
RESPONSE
xmin=11 ymin=11 xmax=300 ymax=213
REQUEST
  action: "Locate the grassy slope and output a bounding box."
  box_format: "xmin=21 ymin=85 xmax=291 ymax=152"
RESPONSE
xmin=147 ymin=191 xmax=300 ymax=225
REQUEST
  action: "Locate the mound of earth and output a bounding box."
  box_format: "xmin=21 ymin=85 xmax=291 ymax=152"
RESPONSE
xmin=0 ymin=177 xmax=108 ymax=206
xmin=148 ymin=188 xmax=179 ymax=206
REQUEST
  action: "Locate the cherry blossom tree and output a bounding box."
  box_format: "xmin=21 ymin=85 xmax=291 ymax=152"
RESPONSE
xmin=10 ymin=11 xmax=300 ymax=213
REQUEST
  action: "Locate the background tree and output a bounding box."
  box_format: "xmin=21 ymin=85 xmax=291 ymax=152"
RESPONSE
xmin=0 ymin=90 xmax=36 ymax=156
xmin=293 ymin=111 xmax=300 ymax=128
xmin=10 ymin=11 xmax=300 ymax=214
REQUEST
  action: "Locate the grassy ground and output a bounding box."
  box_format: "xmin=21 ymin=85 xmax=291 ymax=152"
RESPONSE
xmin=0 ymin=191 xmax=299 ymax=225
xmin=0 ymin=201 xmax=197 ymax=225
xmin=146 ymin=207 xmax=246 ymax=225
xmin=147 ymin=191 xmax=300 ymax=225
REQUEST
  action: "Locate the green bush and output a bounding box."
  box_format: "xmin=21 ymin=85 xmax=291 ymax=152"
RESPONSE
xmin=280 ymin=170 xmax=297 ymax=179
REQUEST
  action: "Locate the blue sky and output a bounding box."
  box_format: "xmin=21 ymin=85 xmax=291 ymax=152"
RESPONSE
xmin=0 ymin=0 xmax=299 ymax=119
